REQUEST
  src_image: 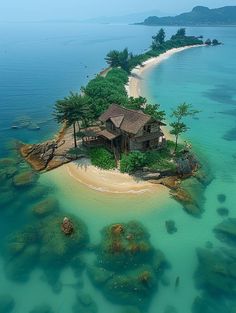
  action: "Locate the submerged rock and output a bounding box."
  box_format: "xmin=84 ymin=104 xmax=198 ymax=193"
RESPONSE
xmin=88 ymin=221 xmax=167 ymax=309
xmin=173 ymin=177 xmax=206 ymax=217
xmin=195 ymin=248 xmax=236 ymax=296
xmin=217 ymin=207 xmax=229 ymax=217
xmin=165 ymin=220 xmax=177 ymax=234
xmin=13 ymin=170 xmax=38 ymax=187
xmin=4 ymin=213 xmax=89 ymax=283
xmin=214 ymin=218 xmax=236 ymax=245
xmin=0 ymin=295 xmax=15 ymax=313
xmin=5 ymin=244 xmax=39 ymax=282
xmin=217 ymin=194 xmax=226 ymax=203
xmin=0 ymin=158 xmax=17 ymax=168
xmin=192 ymin=295 xmax=230 ymax=313
xmin=32 ymin=197 xmax=58 ymax=217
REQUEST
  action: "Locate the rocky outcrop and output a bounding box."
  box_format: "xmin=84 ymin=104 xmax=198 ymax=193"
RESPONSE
xmin=20 ymin=126 xmax=85 ymax=171
xmin=176 ymin=151 xmax=198 ymax=176
xmin=61 ymin=217 xmax=74 ymax=235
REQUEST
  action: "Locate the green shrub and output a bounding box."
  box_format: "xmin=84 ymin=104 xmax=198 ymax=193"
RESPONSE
xmin=120 ymin=151 xmax=147 ymax=174
xmin=89 ymin=148 xmax=116 ymax=170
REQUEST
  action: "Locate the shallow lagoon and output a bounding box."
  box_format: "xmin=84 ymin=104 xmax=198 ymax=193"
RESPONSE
xmin=0 ymin=23 xmax=236 ymax=313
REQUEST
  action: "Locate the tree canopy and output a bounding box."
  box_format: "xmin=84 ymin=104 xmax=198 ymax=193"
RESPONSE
xmin=54 ymin=92 xmax=90 ymax=147
xmin=170 ymin=103 xmax=199 ymax=152
xmin=151 ymin=28 xmax=166 ymax=49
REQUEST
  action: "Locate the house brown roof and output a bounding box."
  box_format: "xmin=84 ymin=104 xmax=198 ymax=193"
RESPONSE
xmin=99 ymin=104 xmax=156 ymax=135
xmin=110 ymin=115 xmax=124 ymax=128
xmin=97 ymin=129 xmax=120 ymax=140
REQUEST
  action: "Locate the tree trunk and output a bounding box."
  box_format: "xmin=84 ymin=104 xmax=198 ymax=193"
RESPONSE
xmin=73 ymin=123 xmax=77 ymax=148
xmin=174 ymin=135 xmax=178 ymax=153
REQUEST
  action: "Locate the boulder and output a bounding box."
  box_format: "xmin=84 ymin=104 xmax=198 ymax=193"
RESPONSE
xmin=176 ymin=152 xmax=198 ymax=176
xmin=20 ymin=141 xmax=57 ymax=171
xmin=140 ymin=172 xmax=161 ymax=181
xmin=61 ymin=217 xmax=74 ymax=235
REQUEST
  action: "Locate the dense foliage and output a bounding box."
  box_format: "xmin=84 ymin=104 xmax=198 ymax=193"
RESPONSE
xmin=89 ymin=148 xmax=116 ymax=170
xmin=120 ymin=151 xmax=147 ymax=174
xmin=105 ymin=29 xmax=203 ymax=74
xmin=120 ymin=140 xmax=183 ymax=174
xmin=82 ymin=29 xmax=202 ymax=123
xmin=83 ymin=68 xmax=129 ymax=119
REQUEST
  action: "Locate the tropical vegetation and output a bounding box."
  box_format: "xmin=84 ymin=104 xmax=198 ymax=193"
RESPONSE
xmin=89 ymin=148 xmax=116 ymax=170
xmin=54 ymin=29 xmax=202 ymax=172
xmin=170 ymin=103 xmax=199 ymax=152
xmin=54 ymin=92 xmax=90 ymax=148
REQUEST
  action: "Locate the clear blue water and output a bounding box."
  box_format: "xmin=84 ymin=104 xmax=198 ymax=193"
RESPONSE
xmin=0 ymin=22 xmax=236 ymax=313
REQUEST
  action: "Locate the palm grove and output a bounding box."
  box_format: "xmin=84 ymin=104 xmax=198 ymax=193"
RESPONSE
xmin=54 ymin=28 xmax=200 ymax=172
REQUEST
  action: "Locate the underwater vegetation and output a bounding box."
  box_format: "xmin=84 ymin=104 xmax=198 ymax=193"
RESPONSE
xmin=87 ymin=221 xmax=168 ymax=310
xmin=3 ymin=211 xmax=89 ymax=290
xmin=192 ymin=218 xmax=236 ymax=313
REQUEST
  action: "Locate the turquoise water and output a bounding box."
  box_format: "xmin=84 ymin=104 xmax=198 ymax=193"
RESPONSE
xmin=0 ymin=23 xmax=236 ymax=313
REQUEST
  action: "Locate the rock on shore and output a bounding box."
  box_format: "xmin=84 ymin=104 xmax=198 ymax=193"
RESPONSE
xmin=20 ymin=126 xmax=84 ymax=171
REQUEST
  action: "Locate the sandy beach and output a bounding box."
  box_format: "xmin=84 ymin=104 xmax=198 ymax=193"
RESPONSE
xmin=126 ymin=45 xmax=204 ymax=98
xmin=53 ymin=45 xmax=203 ymax=195
xmin=64 ymin=158 xmax=167 ymax=194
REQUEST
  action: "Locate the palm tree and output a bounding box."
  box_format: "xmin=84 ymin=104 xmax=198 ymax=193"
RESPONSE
xmin=105 ymin=48 xmax=130 ymax=72
xmin=105 ymin=50 xmax=121 ymax=67
xmin=54 ymin=92 xmax=89 ymax=148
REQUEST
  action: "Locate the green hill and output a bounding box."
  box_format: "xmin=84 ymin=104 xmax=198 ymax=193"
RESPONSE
xmin=137 ymin=6 xmax=236 ymax=26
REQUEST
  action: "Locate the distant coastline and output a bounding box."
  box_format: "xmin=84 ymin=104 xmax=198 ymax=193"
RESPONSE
xmin=136 ymin=6 xmax=236 ymax=27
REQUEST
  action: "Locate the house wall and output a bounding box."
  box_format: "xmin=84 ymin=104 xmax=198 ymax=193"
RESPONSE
xmin=129 ymin=139 xmax=143 ymax=151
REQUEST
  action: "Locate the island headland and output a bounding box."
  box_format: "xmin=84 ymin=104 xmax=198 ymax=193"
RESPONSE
xmin=20 ymin=28 xmax=219 ymax=216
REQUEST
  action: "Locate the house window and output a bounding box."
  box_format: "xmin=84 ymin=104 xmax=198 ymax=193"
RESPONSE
xmin=144 ymin=125 xmax=151 ymax=133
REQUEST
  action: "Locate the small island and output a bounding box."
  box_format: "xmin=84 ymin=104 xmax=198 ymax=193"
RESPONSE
xmin=20 ymin=28 xmax=217 ymax=216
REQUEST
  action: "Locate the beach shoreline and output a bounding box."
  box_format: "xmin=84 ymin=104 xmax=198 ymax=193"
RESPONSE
xmin=27 ymin=44 xmax=204 ymax=195
xmin=64 ymin=158 xmax=168 ymax=195
xmin=126 ymin=45 xmax=204 ymax=98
